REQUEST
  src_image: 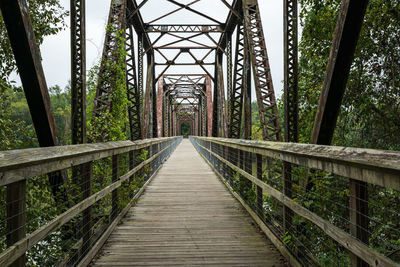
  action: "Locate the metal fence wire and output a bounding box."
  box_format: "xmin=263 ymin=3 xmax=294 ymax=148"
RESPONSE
xmin=190 ymin=136 xmax=400 ymax=266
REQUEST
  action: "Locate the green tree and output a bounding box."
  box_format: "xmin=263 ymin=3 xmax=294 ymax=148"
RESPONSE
xmin=297 ymin=0 xmax=400 ymax=150
xmin=0 ymin=0 xmax=68 ymax=150
xmin=0 ymin=0 xmax=68 ymax=80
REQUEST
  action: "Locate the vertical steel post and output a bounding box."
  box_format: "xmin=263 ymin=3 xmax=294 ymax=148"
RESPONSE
xmin=138 ymin=34 xmax=144 ymax=116
xmin=126 ymin=24 xmax=142 ymax=141
xmin=283 ymin=0 xmax=298 ymax=233
xmin=226 ymin=34 xmax=233 ymax=127
xmin=152 ymin=54 xmax=158 ymax=138
xmin=157 ymin=79 xmax=164 ymax=137
xmin=71 ymin=0 xmax=87 ymax=146
xmin=243 ymin=34 xmax=252 ymax=140
xmin=206 ymin=76 xmax=213 ymax=137
xmin=71 ymin=2 xmax=91 ymax=257
xmin=229 ymin=24 xmax=246 ymax=139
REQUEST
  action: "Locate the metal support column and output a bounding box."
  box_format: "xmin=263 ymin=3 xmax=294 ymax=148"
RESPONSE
xmin=283 ymin=0 xmax=298 ymax=232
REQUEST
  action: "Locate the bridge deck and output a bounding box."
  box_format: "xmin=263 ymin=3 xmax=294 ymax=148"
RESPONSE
xmin=90 ymin=139 xmax=284 ymax=266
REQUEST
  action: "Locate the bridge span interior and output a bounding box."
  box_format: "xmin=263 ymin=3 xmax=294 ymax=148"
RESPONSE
xmin=0 ymin=0 xmax=399 ymax=266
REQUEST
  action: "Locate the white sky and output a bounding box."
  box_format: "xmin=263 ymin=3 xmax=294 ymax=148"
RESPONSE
xmin=28 ymin=0 xmax=286 ymax=98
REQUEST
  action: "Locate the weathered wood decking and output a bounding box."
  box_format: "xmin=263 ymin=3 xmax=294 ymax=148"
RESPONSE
xmin=90 ymin=139 xmax=284 ymax=266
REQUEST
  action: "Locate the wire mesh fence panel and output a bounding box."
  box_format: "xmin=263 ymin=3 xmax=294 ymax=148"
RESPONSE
xmin=190 ymin=136 xmax=400 ymax=266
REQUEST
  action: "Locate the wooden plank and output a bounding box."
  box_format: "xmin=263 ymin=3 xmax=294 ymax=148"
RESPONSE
xmin=90 ymin=140 xmax=284 ymax=266
xmin=194 ymin=142 xmax=301 ymax=267
xmin=197 ymin=142 xmax=398 ymax=267
xmin=0 ymin=137 xmax=178 ymax=187
xmin=78 ymin=155 xmax=169 ymax=267
xmin=195 ymin=137 xmax=400 ymax=190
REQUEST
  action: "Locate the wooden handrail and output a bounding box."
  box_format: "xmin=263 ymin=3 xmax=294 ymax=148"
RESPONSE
xmin=194 ymin=136 xmax=400 ymax=190
xmin=0 ymin=137 xmax=178 ymax=187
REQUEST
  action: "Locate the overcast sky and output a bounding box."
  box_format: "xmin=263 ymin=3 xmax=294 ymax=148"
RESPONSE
xmin=33 ymin=0 xmax=286 ymax=98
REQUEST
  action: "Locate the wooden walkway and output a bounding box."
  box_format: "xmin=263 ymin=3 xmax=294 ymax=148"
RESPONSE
xmin=90 ymin=139 xmax=284 ymax=266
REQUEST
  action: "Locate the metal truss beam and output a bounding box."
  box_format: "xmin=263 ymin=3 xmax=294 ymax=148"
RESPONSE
xmin=311 ymin=0 xmax=369 ymax=145
xmin=228 ymin=24 xmax=248 ymax=139
xmin=145 ymin=24 xmax=224 ymax=33
xmin=283 ymin=0 xmax=298 ymax=239
xmin=243 ymin=0 xmax=282 ymax=141
xmin=218 ymin=0 xmax=241 ymax=50
xmin=71 ymin=0 xmax=87 ymax=145
xmin=126 ymin=24 xmax=142 ymax=141
xmin=127 ymin=0 xmax=151 ymax=50
xmin=93 ymin=0 xmax=127 ymax=120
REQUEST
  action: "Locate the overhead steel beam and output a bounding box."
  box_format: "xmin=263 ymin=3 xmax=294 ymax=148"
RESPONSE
xmin=127 ymin=0 xmax=151 ymax=50
xmin=218 ymin=0 xmax=241 ymax=50
xmin=145 ymin=24 xmax=224 ymax=33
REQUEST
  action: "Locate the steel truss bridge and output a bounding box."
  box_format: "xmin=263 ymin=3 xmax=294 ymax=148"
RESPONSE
xmin=0 ymin=0 xmax=399 ymax=266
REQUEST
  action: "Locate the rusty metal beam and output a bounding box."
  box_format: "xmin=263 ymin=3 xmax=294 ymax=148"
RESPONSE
xmin=145 ymin=24 xmax=224 ymax=33
xmin=71 ymin=0 xmax=87 ymax=145
xmin=242 ymin=0 xmax=282 ymax=141
xmin=218 ymin=0 xmax=241 ymax=50
xmin=126 ymin=24 xmax=142 ymax=141
xmin=127 ymin=0 xmax=151 ymax=50
xmin=93 ymin=0 xmax=127 ymax=120
xmin=311 ymin=0 xmax=369 ymax=145
xmin=283 ymin=0 xmax=298 ymax=238
xmin=229 ymin=23 xmax=248 ymax=139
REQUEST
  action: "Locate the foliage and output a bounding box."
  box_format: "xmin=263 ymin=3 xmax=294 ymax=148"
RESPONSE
xmin=0 ymin=83 xmax=71 ymax=150
xmin=0 ymin=84 xmax=34 ymax=150
xmin=0 ymin=0 xmax=68 ymax=80
xmin=297 ymin=0 xmax=400 ymax=150
xmin=87 ymin=26 xmax=129 ymax=142
xmin=180 ymin=122 xmax=191 ymax=136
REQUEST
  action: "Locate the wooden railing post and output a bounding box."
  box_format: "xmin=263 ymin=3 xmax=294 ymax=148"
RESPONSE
xmin=256 ymin=154 xmax=263 ymax=220
xmin=283 ymin=162 xmax=293 ymax=233
xmin=81 ymin=162 xmax=92 ymax=255
xmin=158 ymin=143 xmax=161 ymax=167
xmin=128 ymin=151 xmax=135 ymax=198
xmin=6 ymin=181 xmax=26 ymax=267
xmin=350 ymin=179 xmax=369 ymax=267
xmin=112 ymin=155 xmax=119 ymax=220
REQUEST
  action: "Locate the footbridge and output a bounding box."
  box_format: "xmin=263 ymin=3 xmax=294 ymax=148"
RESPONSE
xmin=0 ymin=0 xmax=399 ymax=266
